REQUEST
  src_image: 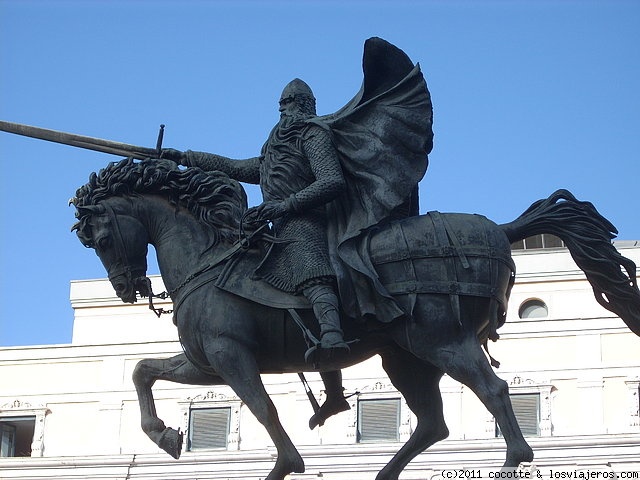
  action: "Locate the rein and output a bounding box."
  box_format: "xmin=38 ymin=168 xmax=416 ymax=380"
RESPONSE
xmin=141 ymin=216 xmax=275 ymax=318
xmin=103 ymin=202 xmax=142 ymax=287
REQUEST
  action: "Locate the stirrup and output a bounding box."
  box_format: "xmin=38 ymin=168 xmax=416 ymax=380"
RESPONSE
xmin=305 ymin=340 xmax=350 ymax=364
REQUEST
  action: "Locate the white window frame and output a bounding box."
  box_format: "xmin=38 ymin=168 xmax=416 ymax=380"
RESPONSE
xmin=188 ymin=406 xmax=231 ymax=451
xmin=357 ymin=397 xmax=401 ymax=443
xmin=178 ymin=390 xmax=241 ymax=452
xmin=347 ymin=381 xmax=412 ymax=444
xmin=0 ymin=399 xmax=49 ymax=457
xmin=625 ymin=377 xmax=640 ymax=431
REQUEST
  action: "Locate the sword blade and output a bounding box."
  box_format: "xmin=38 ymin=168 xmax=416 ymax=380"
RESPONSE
xmin=0 ymin=120 xmax=158 ymax=160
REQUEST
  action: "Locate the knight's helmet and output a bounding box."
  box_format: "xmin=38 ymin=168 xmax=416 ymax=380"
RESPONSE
xmin=280 ymin=78 xmax=316 ymax=116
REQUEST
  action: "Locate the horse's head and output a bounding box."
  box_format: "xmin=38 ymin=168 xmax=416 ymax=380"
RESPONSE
xmin=72 ymin=157 xmax=252 ymax=304
xmin=73 ymin=198 xmax=150 ymax=304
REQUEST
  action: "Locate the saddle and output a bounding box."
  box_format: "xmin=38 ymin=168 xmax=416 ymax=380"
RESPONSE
xmin=215 ymin=212 xmax=516 ymax=333
xmin=215 ymin=248 xmax=311 ymax=310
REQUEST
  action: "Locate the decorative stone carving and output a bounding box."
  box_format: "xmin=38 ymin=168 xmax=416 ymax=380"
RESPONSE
xmin=0 ymin=399 xmax=50 ymax=457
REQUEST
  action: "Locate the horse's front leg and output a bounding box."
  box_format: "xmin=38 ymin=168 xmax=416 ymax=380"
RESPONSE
xmin=132 ymin=353 xmax=220 ymax=458
xmin=203 ymin=337 xmax=304 ymax=480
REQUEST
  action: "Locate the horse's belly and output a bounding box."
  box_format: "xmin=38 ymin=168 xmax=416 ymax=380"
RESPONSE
xmin=369 ymin=213 xmax=515 ymax=306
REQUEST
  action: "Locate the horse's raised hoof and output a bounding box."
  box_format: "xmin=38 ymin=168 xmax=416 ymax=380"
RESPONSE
xmin=159 ymin=427 xmax=183 ymax=459
xmin=309 ymin=397 xmax=351 ymax=430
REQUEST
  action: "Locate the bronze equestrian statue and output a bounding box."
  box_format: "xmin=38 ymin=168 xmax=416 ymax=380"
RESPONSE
xmin=4 ymin=37 xmax=640 ymax=480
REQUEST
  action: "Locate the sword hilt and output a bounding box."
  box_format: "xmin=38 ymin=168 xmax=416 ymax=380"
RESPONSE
xmin=155 ymin=124 xmax=165 ymax=157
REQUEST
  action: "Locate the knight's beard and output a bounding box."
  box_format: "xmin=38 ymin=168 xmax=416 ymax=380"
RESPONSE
xmin=279 ymin=111 xmax=306 ymax=128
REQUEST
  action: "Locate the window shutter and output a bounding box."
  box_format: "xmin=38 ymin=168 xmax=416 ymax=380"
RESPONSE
xmin=358 ymin=398 xmax=400 ymax=442
xmin=188 ymin=407 xmax=230 ymax=450
xmin=497 ymin=394 xmax=540 ymax=437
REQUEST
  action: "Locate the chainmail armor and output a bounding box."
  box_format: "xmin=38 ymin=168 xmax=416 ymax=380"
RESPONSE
xmin=184 ymin=122 xmax=344 ymax=294
xmin=256 ymin=124 xmax=343 ymax=292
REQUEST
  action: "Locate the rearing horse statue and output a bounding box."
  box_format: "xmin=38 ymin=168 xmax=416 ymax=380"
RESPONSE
xmin=71 ymin=158 xmax=640 ymax=480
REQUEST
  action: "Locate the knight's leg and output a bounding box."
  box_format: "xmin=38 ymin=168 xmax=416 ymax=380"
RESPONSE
xmin=132 ymin=353 xmax=221 ymax=459
xmin=376 ymin=348 xmax=448 ymax=480
xmin=308 ymin=370 xmax=350 ymax=430
xmin=303 ymin=281 xmax=349 ymax=358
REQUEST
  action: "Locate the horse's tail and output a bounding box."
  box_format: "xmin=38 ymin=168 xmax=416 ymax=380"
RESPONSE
xmin=500 ymin=189 xmax=640 ymax=336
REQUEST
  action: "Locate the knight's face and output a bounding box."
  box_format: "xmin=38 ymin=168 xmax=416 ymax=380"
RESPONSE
xmin=278 ymin=95 xmax=298 ymax=118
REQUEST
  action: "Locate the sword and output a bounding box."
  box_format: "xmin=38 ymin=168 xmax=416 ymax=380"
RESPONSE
xmin=0 ymin=120 xmax=164 ymax=160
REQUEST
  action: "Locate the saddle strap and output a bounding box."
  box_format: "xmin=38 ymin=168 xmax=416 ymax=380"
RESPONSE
xmin=287 ymin=308 xmax=320 ymax=350
xmin=428 ymin=211 xmax=467 ymax=328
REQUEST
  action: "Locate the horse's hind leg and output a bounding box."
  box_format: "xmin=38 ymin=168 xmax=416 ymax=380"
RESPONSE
xmin=400 ymin=296 xmax=534 ymax=469
xmin=433 ymin=338 xmax=534 ymax=469
xmin=132 ymin=353 xmax=221 ymax=458
xmin=376 ymin=348 xmax=448 ymax=480
xmin=204 ymin=337 xmax=304 ymax=480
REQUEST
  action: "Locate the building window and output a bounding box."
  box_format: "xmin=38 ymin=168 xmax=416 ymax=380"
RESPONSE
xmin=0 ymin=400 xmax=48 ymax=457
xmin=512 ymin=234 xmax=564 ymax=250
xmin=357 ymin=398 xmax=401 ymax=443
xmin=518 ymin=299 xmax=548 ymax=319
xmin=188 ymin=407 xmax=231 ymax=451
xmin=496 ymin=393 xmax=540 ymax=437
xmin=179 ymin=390 xmax=241 ymax=452
xmin=1 ymin=416 xmax=36 ymax=457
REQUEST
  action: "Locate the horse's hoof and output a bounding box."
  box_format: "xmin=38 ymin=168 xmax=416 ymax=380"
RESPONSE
xmin=159 ymin=427 xmax=183 ymax=459
xmin=502 ymin=446 xmax=534 ymax=469
xmin=265 ymin=456 xmax=305 ymax=480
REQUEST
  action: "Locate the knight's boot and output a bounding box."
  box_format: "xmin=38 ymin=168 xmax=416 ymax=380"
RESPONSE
xmin=309 ymin=370 xmax=350 ymax=429
xmin=304 ymin=285 xmax=349 ymax=362
xmin=319 ymin=313 xmax=348 ymax=350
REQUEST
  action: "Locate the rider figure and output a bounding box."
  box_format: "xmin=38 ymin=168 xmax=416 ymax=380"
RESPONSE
xmin=163 ymin=79 xmax=349 ymax=362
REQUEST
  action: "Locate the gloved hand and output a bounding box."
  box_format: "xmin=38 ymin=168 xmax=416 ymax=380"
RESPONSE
xmin=245 ymin=200 xmax=289 ymax=223
xmin=160 ymin=148 xmax=187 ymax=165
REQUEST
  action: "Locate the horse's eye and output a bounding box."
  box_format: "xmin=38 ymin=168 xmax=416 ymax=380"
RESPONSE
xmin=96 ymin=236 xmax=111 ymax=250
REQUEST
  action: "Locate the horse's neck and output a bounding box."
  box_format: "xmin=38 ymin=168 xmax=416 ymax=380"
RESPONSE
xmin=137 ymin=196 xmax=221 ymax=292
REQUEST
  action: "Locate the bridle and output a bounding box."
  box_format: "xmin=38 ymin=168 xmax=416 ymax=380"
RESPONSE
xmin=99 ymin=201 xmax=290 ymax=318
xmin=131 ymin=211 xmax=276 ymax=318
xmin=101 ymin=202 xmax=148 ymax=301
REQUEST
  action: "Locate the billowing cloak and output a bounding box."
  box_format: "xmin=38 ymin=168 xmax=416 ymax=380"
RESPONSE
xmin=311 ymin=37 xmax=434 ymax=322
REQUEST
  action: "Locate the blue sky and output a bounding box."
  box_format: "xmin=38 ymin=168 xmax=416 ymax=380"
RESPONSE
xmin=1 ymin=0 xmax=638 ymax=347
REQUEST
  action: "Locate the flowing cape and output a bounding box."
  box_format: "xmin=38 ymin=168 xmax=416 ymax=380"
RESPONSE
xmin=311 ymin=37 xmax=434 ymax=321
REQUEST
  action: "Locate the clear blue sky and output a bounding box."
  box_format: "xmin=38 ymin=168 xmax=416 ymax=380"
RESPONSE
xmin=1 ymin=0 xmax=638 ymax=347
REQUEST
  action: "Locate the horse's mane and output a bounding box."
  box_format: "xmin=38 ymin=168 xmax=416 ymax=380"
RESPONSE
xmin=72 ymin=157 xmax=248 ymax=246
